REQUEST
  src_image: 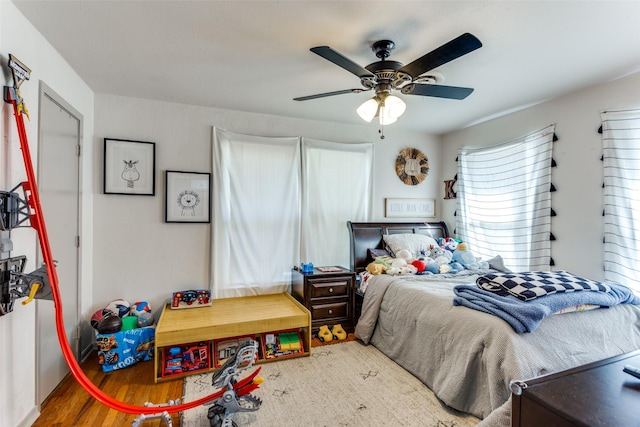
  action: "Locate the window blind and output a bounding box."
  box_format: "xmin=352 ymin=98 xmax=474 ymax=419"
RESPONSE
xmin=601 ymin=109 xmax=640 ymax=293
xmin=456 ymin=125 xmax=555 ymax=271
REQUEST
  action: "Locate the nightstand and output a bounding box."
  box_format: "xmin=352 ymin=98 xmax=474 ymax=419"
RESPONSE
xmin=290 ymin=267 xmax=356 ymax=334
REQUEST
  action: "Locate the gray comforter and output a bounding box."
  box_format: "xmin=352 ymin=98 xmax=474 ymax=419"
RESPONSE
xmin=354 ymin=273 xmax=640 ymax=426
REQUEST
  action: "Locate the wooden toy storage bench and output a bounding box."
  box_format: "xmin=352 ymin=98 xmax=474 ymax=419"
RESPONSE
xmin=154 ymin=292 xmax=311 ymax=382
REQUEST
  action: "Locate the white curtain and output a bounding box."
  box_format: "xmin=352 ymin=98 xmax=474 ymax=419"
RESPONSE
xmin=601 ymin=109 xmax=640 ymax=293
xmin=301 ymin=138 xmax=373 ymax=267
xmin=456 ymin=124 xmax=555 ymax=271
xmin=211 ymin=129 xmax=373 ymax=298
xmin=211 ymin=128 xmax=301 ymax=298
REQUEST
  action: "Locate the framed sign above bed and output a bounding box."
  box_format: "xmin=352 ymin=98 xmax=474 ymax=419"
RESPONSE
xmin=385 ymin=198 xmax=435 ymax=218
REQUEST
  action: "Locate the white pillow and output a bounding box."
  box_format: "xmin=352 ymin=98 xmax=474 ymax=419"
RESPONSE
xmin=383 ymin=233 xmax=438 ymax=258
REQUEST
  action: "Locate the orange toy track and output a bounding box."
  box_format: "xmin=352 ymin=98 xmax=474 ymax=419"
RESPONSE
xmin=4 ymin=63 xmax=259 ymax=415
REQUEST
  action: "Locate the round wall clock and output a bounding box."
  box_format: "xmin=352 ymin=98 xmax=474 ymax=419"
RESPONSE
xmin=395 ymin=147 xmax=429 ymax=185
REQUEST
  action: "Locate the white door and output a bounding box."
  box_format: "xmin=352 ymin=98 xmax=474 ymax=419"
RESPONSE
xmin=36 ymin=85 xmax=81 ymax=406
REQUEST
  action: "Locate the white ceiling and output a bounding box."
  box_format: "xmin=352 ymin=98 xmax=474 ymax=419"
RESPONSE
xmin=12 ymin=0 xmax=640 ymax=135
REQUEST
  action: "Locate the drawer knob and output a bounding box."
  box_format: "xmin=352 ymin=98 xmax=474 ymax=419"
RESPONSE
xmin=329 ymin=288 xmax=334 ymax=293
xmin=328 ymin=309 xmax=333 ymax=314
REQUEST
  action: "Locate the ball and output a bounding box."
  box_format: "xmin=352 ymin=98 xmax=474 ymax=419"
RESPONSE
xmin=131 ymin=301 xmax=151 ymax=317
xmin=90 ymin=308 xmax=115 ymax=329
xmin=97 ymin=315 xmax=122 ymax=334
xmin=106 ymin=299 xmax=131 ymax=318
xmin=136 ymin=311 xmax=155 ymax=328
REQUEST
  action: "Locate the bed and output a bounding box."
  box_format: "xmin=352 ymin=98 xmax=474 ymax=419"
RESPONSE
xmin=348 ymin=221 xmax=640 ymax=426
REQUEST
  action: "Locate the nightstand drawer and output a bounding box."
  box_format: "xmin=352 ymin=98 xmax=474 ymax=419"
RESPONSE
xmin=311 ymin=301 xmax=348 ymax=320
xmin=309 ymin=280 xmax=349 ymax=298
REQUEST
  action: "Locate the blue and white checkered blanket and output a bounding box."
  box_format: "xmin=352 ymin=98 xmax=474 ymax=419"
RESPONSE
xmin=476 ymin=270 xmax=611 ymax=301
xmin=453 ymin=281 xmax=640 ymax=333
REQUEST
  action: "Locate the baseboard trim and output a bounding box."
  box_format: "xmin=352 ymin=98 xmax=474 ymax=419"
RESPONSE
xmin=17 ymin=406 xmax=39 ymax=427
xmin=80 ymin=341 xmax=95 ymax=363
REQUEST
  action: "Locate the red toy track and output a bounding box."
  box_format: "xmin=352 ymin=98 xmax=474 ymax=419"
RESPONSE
xmin=5 ymin=72 xmax=260 ymax=415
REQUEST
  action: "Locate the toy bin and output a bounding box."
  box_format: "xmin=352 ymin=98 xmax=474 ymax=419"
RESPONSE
xmin=161 ymin=341 xmax=211 ymax=378
xmin=96 ymin=325 xmax=155 ymax=372
xmin=261 ymin=329 xmax=304 ymax=360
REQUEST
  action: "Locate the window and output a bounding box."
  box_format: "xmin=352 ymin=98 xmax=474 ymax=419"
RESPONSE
xmin=456 ymin=125 xmax=555 ymax=271
xmin=601 ymin=109 xmax=640 ymax=293
xmin=301 ymin=138 xmax=373 ymax=267
xmin=211 ymin=129 xmax=372 ymax=298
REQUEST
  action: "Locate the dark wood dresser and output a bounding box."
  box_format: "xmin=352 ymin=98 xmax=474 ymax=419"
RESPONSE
xmin=290 ymin=267 xmax=356 ymax=334
xmin=512 ymin=349 xmax=640 ymax=426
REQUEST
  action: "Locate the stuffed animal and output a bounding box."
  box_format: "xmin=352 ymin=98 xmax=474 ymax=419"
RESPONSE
xmin=438 ymin=237 xmax=460 ymax=252
xmin=395 ymin=249 xmax=414 ymax=263
xmin=424 ymin=257 xmax=440 ymax=274
xmin=451 ymin=242 xmax=490 ymax=270
xmin=451 ymin=242 xmax=477 ymax=267
xmin=430 ymin=246 xmax=453 ymax=265
xmin=366 ymin=262 xmax=387 ymax=275
xmin=448 ymin=261 xmax=464 ymax=273
xmin=386 ymin=262 xmax=418 ymax=276
xmin=411 ymin=259 xmax=426 ymax=273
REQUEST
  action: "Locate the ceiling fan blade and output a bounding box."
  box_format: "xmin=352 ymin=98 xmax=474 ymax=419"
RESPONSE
xmin=402 ymin=83 xmax=474 ymax=100
xmin=399 ymin=33 xmax=482 ymax=78
xmin=294 ymin=88 xmax=368 ymax=101
xmin=310 ymin=46 xmax=375 ymax=78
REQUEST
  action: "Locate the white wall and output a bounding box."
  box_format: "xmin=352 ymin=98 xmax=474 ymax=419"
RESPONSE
xmin=93 ymin=94 xmax=441 ymax=314
xmin=441 ymin=71 xmax=640 ymax=282
xmin=0 ymin=2 xmax=95 ymax=426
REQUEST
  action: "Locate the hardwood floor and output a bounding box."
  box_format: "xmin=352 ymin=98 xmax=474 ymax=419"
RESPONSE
xmin=32 ymin=335 xmax=354 ymax=426
xmin=32 ymin=353 xmax=184 ymax=427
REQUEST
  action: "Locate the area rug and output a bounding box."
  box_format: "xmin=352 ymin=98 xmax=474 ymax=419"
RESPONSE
xmin=182 ymin=341 xmax=479 ymax=426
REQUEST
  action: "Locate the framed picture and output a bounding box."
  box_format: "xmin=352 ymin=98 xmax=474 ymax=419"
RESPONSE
xmin=165 ymin=170 xmax=211 ymax=223
xmin=385 ymin=198 xmax=436 ymax=218
xmin=103 ymin=138 xmax=156 ymax=195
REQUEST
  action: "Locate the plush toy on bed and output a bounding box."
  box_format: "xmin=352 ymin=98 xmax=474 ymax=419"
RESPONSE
xmin=386 ymin=257 xmax=418 ymax=276
xmin=438 ymin=237 xmax=460 ymax=252
xmin=366 ymin=262 xmax=387 ymax=275
xmin=451 ymin=242 xmax=490 ymax=270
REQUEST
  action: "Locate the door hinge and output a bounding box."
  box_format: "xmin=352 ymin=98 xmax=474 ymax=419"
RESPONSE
xmin=75 ymin=235 xmax=80 ymax=248
xmin=77 ymin=144 xmax=81 ymax=157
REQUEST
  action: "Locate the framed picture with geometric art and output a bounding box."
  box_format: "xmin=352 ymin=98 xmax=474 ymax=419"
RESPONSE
xmin=165 ymin=170 xmax=211 ymax=223
xmin=103 ymin=138 xmax=156 ymax=195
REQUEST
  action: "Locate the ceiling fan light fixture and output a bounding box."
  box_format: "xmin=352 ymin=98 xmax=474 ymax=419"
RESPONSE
xmin=376 ymin=94 xmax=406 ymax=125
xmin=357 ymin=97 xmax=379 ymax=122
xmin=383 ymin=95 xmax=406 ymax=119
xmin=378 ymin=110 xmax=398 ymax=125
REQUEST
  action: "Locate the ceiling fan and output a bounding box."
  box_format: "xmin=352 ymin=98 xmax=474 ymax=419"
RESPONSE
xmin=294 ymin=33 xmax=482 ymax=126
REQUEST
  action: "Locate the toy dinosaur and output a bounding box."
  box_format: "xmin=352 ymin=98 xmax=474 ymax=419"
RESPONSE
xmin=207 ymin=339 xmax=263 ymax=427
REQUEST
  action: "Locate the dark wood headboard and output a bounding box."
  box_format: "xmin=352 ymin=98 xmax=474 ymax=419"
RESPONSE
xmin=347 ymin=221 xmax=450 ymax=274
